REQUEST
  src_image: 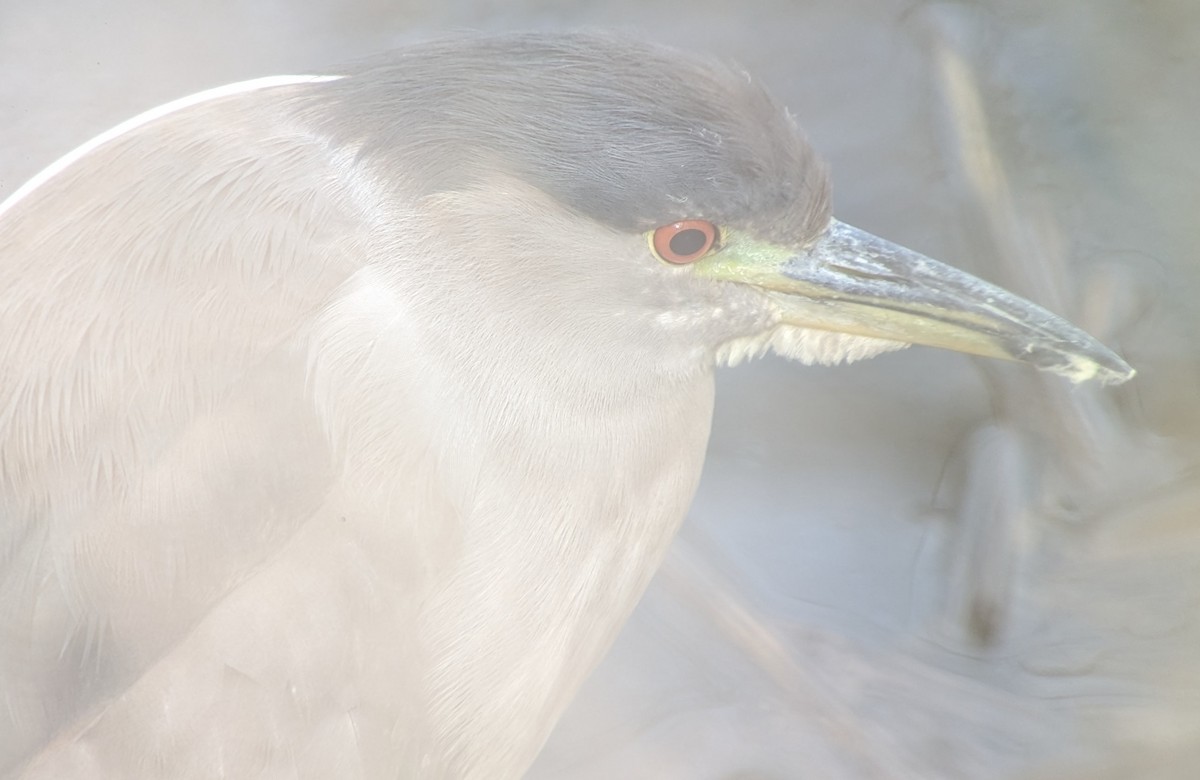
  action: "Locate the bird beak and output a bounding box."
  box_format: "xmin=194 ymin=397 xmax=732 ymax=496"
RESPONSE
xmin=708 ymin=220 xmax=1134 ymax=385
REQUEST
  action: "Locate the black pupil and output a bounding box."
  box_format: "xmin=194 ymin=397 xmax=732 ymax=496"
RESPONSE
xmin=669 ymin=228 xmax=707 ymax=257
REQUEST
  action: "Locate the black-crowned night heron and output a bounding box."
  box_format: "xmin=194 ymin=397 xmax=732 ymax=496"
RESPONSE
xmin=0 ymin=32 xmax=1132 ymax=779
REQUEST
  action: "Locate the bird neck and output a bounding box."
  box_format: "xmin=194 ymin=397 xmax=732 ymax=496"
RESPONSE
xmin=303 ymin=261 xmax=717 ymax=775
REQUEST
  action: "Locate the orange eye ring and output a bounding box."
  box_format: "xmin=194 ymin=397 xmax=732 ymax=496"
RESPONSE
xmin=650 ymin=220 xmax=719 ymax=265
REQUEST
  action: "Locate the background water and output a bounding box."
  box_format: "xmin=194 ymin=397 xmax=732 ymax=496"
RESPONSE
xmin=3 ymin=1 xmax=1197 ymax=776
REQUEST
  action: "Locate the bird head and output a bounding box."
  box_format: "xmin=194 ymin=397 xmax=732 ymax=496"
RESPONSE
xmin=299 ymin=32 xmax=1132 ymax=388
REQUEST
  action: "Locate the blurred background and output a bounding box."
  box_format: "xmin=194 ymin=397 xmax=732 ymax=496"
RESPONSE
xmin=2 ymin=1 xmax=1196 ymax=777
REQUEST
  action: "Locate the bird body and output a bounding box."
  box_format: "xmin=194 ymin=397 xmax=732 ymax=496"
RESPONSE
xmin=0 ymin=33 xmax=1131 ymax=778
xmin=0 ymin=72 xmax=714 ymax=777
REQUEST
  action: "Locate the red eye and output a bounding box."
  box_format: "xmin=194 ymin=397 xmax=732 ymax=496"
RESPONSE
xmin=651 ymin=220 xmax=719 ymax=264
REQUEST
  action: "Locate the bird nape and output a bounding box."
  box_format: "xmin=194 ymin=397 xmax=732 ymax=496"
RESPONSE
xmin=0 ymin=31 xmax=1131 ymax=780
